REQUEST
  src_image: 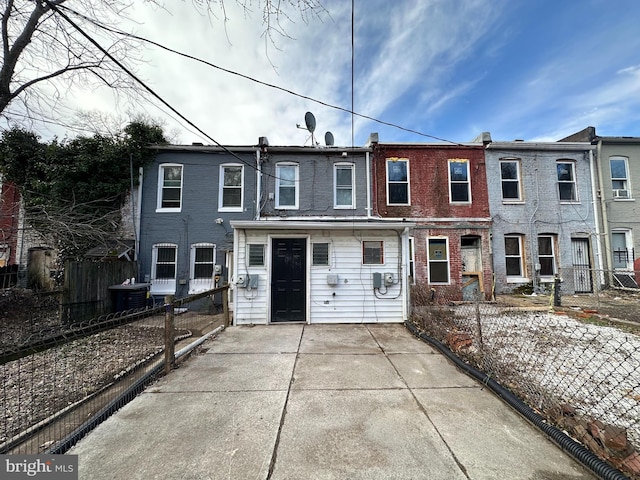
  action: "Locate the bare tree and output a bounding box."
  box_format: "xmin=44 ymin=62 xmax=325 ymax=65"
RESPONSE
xmin=0 ymin=0 xmax=325 ymax=128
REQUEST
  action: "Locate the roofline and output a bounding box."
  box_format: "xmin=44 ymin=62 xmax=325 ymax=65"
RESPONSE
xmin=375 ymin=142 xmax=484 ymax=148
xmin=486 ymin=142 xmax=595 ymax=151
xmin=231 ymin=220 xmax=415 ymax=230
xmin=148 ymin=144 xmax=371 ymax=154
xmin=594 ymin=136 xmax=640 ymax=145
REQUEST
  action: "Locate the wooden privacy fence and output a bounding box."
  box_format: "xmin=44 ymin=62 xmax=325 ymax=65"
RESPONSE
xmin=61 ymin=260 xmax=138 ymax=322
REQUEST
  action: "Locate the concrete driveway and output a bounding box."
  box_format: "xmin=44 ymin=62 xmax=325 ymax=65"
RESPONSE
xmin=70 ymin=323 xmax=595 ymax=479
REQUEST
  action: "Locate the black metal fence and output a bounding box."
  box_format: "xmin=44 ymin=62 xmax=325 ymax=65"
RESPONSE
xmin=410 ymin=283 xmax=640 ymax=479
xmin=0 ymin=287 xmax=229 ymax=455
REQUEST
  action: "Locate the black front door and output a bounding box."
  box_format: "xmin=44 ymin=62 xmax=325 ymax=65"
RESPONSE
xmin=271 ymin=238 xmax=306 ymax=323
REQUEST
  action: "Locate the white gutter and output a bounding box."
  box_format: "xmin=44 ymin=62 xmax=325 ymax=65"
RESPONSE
xmin=402 ymin=227 xmax=410 ymax=321
xmin=230 ymin=220 xmax=415 ymax=230
xmin=589 ymin=150 xmax=604 ymax=272
xmin=596 ymin=140 xmax=612 ymax=271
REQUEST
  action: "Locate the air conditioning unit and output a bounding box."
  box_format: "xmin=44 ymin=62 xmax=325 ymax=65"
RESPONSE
xmin=613 ymin=189 xmax=629 ymax=199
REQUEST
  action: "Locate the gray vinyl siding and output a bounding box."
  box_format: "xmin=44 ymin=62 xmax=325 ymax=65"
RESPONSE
xmin=596 ymin=142 xmax=640 ymax=271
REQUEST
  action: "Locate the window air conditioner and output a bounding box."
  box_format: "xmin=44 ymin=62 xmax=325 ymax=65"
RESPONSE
xmin=613 ymin=189 xmax=629 ymax=199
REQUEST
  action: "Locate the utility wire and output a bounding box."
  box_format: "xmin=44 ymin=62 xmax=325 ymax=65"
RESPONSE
xmin=57 ymin=3 xmax=466 ymax=146
xmin=43 ymin=0 xmax=286 ymax=181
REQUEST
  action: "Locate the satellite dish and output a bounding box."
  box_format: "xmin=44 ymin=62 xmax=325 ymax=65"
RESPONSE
xmin=304 ymin=112 xmax=316 ymax=133
xmin=325 ymin=131 xmax=334 ymax=146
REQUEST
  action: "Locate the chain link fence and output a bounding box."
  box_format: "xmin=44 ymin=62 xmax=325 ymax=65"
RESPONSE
xmin=410 ymin=282 xmax=640 ymax=479
xmin=0 ymin=287 xmax=228 ymax=455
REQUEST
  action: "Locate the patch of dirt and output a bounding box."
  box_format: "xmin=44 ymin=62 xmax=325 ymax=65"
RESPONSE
xmin=0 ymin=289 xmax=62 ymax=350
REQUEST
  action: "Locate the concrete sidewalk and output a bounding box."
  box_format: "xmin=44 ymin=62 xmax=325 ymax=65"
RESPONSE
xmin=70 ymin=324 xmax=595 ymax=479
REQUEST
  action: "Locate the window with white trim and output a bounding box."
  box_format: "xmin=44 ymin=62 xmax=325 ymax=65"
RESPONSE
xmin=557 ymin=161 xmax=577 ymax=201
xmin=151 ymin=244 xmax=177 ymax=294
xmin=189 ymin=243 xmax=216 ymax=293
xmin=219 ymin=164 xmax=243 ymax=211
xmin=334 ymin=163 xmax=355 ymax=208
xmin=449 ymin=159 xmax=470 ymax=203
xmin=362 ymin=241 xmax=384 ymax=265
xmin=386 ymin=158 xmax=410 ymax=205
xmin=427 ymin=237 xmax=449 ymax=284
xmin=612 ymin=231 xmax=632 ymax=269
xmin=312 ymin=243 xmax=330 ymax=266
xmin=157 ymin=164 xmax=183 ymax=211
xmin=276 ymin=163 xmax=299 ymax=209
xmin=248 ymin=244 xmax=265 ymax=267
xmin=538 ymin=235 xmax=556 ymax=278
xmin=505 ymin=235 xmax=525 ymax=279
xmin=500 ymin=159 xmax=522 ymax=201
xmin=610 ymin=157 xmax=630 ymax=199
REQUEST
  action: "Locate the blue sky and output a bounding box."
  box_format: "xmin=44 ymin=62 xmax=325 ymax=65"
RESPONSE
xmin=10 ymin=0 xmax=640 ymax=146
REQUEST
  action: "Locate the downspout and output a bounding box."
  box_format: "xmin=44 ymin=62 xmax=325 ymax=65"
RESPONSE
xmin=135 ymin=167 xmax=144 ymax=262
xmin=402 ymin=227 xmax=410 ymax=320
xmin=529 ymin=161 xmax=540 ymax=292
xmin=256 ymin=149 xmax=262 ymax=221
xmin=589 ymin=149 xmax=604 ymax=272
xmin=596 ymin=140 xmax=612 ymax=273
xmin=366 ymin=150 xmax=372 ymax=218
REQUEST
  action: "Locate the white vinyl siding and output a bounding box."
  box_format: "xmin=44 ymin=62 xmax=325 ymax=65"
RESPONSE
xmin=234 ymin=230 xmax=404 ymax=325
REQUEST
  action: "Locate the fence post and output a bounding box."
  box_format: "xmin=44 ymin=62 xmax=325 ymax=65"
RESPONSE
xmin=222 ymin=286 xmax=230 ymax=327
xmin=164 ymin=295 xmax=175 ymax=375
xmin=553 ymin=276 xmax=561 ymax=307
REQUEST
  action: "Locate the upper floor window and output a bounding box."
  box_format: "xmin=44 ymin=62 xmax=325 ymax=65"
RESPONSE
xmin=189 ymin=243 xmax=216 ymax=293
xmin=500 ymin=159 xmax=522 ymax=201
xmin=386 ymin=158 xmax=410 ymax=205
xmin=610 ymin=157 xmax=630 ymax=199
xmin=538 ymin=235 xmax=556 ymax=278
xmin=449 ymin=159 xmax=471 ymax=203
xmin=219 ymin=164 xmax=243 ymax=211
xmin=157 ymin=164 xmax=183 ymax=211
xmin=505 ymin=235 xmax=525 ymax=279
xmin=363 ymin=241 xmax=384 ymax=265
xmin=334 ymin=163 xmax=355 ymax=209
xmin=556 ymin=161 xmax=577 ymax=201
xmin=427 ymin=237 xmax=449 ymax=284
xmin=151 ymin=243 xmax=177 ymax=294
xmin=276 ymin=163 xmax=299 ymax=209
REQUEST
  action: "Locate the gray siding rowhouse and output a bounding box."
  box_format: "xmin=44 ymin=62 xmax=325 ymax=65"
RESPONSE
xmin=593 ymin=137 xmax=640 ymax=283
xmin=138 ymin=145 xmax=258 ymax=304
xmin=485 ymin=141 xmax=599 ymax=294
xmin=561 ymin=127 xmax=640 ymax=286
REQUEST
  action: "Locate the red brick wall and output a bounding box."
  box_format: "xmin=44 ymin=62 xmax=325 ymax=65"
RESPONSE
xmin=373 ymin=144 xmax=493 ymax=300
xmin=0 ymin=182 xmax=21 ymax=264
xmin=372 ymin=144 xmax=490 ymax=219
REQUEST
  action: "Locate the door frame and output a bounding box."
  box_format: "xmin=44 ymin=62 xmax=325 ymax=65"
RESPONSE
xmin=268 ymin=234 xmax=310 ymax=324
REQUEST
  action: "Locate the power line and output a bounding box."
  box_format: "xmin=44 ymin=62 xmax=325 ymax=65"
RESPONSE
xmin=43 ymin=1 xmax=275 ymax=179
xmin=58 ymin=3 xmax=464 ymax=146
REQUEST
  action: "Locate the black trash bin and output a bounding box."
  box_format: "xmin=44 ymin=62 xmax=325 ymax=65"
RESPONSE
xmin=109 ymin=283 xmax=150 ymax=312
